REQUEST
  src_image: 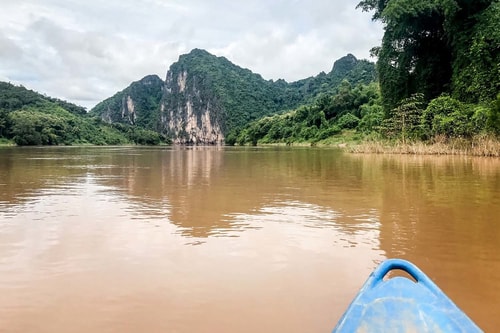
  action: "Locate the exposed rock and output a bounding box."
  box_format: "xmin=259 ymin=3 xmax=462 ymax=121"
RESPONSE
xmin=91 ymin=48 xmax=376 ymax=145
xmin=90 ymin=74 xmax=163 ymax=127
xmin=160 ymin=64 xmax=224 ymax=144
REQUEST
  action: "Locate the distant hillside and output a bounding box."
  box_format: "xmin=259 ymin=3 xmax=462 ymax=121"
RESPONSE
xmin=91 ymin=48 xmax=376 ymax=144
xmin=0 ymin=82 xmax=162 ymax=145
xmin=289 ymin=53 xmax=376 ymax=100
xmin=0 ymin=50 xmax=376 ymax=146
xmin=0 ymin=81 xmax=87 ymax=116
xmin=90 ymin=75 xmax=164 ymax=130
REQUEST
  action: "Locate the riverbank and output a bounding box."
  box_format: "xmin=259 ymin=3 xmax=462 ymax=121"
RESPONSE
xmin=0 ymin=138 xmax=14 ymax=146
xmin=274 ymin=131 xmax=499 ymax=157
xmin=342 ymin=135 xmax=500 ymax=157
xmin=3 ymin=133 xmax=499 ymax=157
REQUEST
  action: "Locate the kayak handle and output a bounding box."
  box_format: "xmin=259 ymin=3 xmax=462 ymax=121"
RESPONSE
xmin=367 ymin=259 xmax=442 ymax=296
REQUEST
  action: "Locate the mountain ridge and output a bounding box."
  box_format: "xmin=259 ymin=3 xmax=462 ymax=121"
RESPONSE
xmin=91 ymin=48 xmax=376 ymax=144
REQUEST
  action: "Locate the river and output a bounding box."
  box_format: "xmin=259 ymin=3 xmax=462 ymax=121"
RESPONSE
xmin=0 ymin=146 xmax=499 ymax=332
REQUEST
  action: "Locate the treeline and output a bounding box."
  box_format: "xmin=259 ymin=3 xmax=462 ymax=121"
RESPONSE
xmin=231 ymin=81 xmax=499 ymax=146
xmin=0 ymin=82 xmax=166 ymax=146
xmin=160 ymin=49 xmax=376 ymax=134
xmin=228 ymin=81 xmax=380 ymax=145
xmin=232 ymin=0 xmax=499 ymax=148
xmin=358 ymin=0 xmax=499 ymax=110
xmin=359 ymin=0 xmax=499 ymax=138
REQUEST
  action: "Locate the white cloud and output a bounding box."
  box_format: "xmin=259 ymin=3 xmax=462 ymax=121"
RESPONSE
xmin=0 ymin=0 xmax=383 ymax=109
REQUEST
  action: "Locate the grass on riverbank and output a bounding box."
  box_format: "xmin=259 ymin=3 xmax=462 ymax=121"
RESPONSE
xmin=345 ymin=134 xmax=500 ymax=157
xmin=254 ymin=129 xmax=499 ymax=156
xmin=0 ymin=138 xmax=14 ymax=146
xmin=278 ymin=131 xmax=499 ymax=157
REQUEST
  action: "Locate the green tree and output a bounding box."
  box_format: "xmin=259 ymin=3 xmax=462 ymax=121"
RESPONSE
xmin=487 ymin=94 xmax=500 ymax=135
xmin=383 ymin=93 xmax=425 ymax=142
xmin=0 ymin=109 xmax=8 ymax=137
xmin=9 ymin=111 xmax=42 ymax=145
xmin=337 ymin=113 xmax=360 ymax=129
xmin=361 ymin=0 xmax=451 ymax=112
xmin=324 ymin=80 xmax=354 ymax=119
xmin=358 ymin=103 xmax=384 ymax=133
xmin=421 ymin=95 xmax=474 ymax=138
xmin=449 ymin=1 xmax=500 ymax=103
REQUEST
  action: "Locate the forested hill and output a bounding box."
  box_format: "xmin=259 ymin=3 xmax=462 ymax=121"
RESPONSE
xmin=91 ymin=49 xmax=376 ymax=144
xmin=289 ymin=53 xmax=377 ymax=100
xmin=232 ymin=0 xmax=499 ymax=152
xmin=0 ymin=50 xmax=375 ymax=146
xmin=90 ymin=75 xmax=164 ymax=130
xmin=0 ymin=82 xmax=87 ymax=117
xmin=0 ymin=82 xmax=164 ymax=145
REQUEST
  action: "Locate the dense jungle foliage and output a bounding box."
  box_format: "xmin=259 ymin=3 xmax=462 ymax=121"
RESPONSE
xmin=168 ymin=50 xmax=376 ymax=136
xmin=91 ymin=49 xmax=376 ymax=137
xmin=233 ymin=0 xmax=499 ymax=147
xmin=227 ymin=81 xmax=382 ymax=145
xmin=0 ymin=82 xmax=165 ymax=145
xmin=90 ymin=75 xmax=164 ymax=130
xmin=1 ymin=50 xmax=375 ymax=146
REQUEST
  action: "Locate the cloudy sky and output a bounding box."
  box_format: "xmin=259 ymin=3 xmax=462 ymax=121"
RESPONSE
xmin=0 ymin=0 xmax=382 ymax=109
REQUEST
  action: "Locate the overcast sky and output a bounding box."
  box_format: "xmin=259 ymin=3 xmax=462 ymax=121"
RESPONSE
xmin=0 ymin=0 xmax=383 ymax=109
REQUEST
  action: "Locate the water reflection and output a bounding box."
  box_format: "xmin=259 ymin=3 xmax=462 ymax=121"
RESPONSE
xmin=357 ymin=154 xmax=500 ymax=329
xmin=0 ymin=146 xmax=378 ymax=238
xmin=1 ymin=147 xmax=498 ymax=256
xmin=1 ymin=147 xmax=499 ymax=331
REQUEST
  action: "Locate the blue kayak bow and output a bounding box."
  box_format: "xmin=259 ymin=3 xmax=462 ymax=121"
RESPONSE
xmin=333 ymin=259 xmax=482 ymax=332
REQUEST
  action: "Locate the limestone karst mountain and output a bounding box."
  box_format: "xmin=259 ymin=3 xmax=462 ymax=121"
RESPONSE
xmin=90 ymin=49 xmax=376 ymax=144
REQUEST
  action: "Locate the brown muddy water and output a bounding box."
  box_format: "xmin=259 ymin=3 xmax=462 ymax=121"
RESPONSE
xmin=0 ymin=146 xmax=499 ymax=332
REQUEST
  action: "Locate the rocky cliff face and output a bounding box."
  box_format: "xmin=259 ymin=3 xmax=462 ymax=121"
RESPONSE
xmin=101 ymin=94 xmax=135 ymax=125
xmin=160 ymin=67 xmax=225 ymax=144
xmin=91 ymin=49 xmax=376 ymax=145
xmin=157 ymin=49 xmax=297 ymax=144
xmin=91 ymin=75 xmax=163 ymax=128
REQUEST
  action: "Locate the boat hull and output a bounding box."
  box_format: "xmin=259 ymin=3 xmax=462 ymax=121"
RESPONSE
xmin=333 ymin=259 xmax=482 ymax=332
